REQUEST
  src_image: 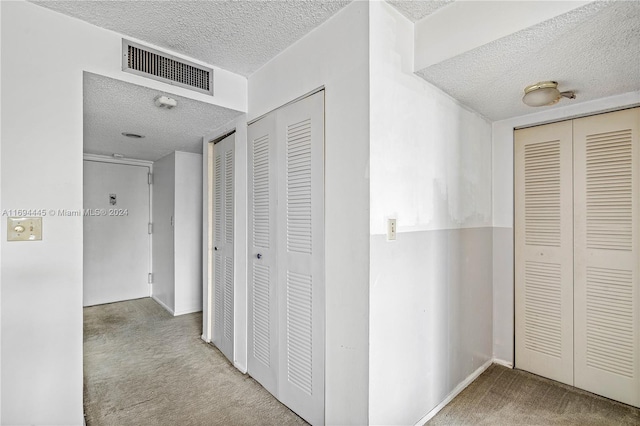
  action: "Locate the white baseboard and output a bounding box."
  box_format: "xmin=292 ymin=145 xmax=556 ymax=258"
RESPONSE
xmin=201 ymin=334 xmax=211 ymax=343
xmin=151 ymin=295 xmax=175 ymax=315
xmin=414 ymin=359 xmax=494 ymax=426
xmin=174 ymin=306 xmax=203 ymax=316
xmin=493 ymin=358 xmax=513 ymax=368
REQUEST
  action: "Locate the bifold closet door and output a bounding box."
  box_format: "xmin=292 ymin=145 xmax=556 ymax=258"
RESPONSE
xmin=573 ymin=108 xmax=639 ymax=407
xmin=213 ymin=133 xmax=235 ymax=363
xmin=515 ymin=121 xmax=574 ymax=386
xmin=276 ymin=92 xmax=324 ymax=425
xmin=247 ymin=114 xmax=279 ymax=395
xmin=247 ymin=91 xmax=325 ymax=425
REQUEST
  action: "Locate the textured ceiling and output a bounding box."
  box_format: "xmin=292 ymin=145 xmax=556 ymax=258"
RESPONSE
xmin=416 ymin=1 xmax=640 ymax=121
xmin=387 ymin=0 xmax=453 ymax=22
xmin=32 ymin=0 xmax=351 ymax=76
xmin=84 ymin=72 xmax=242 ymax=161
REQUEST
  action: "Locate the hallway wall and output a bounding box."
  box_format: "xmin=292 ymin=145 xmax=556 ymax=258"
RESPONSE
xmin=368 ymin=3 xmax=494 ymax=424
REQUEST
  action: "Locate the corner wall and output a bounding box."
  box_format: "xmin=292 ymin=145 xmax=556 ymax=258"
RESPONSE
xmin=248 ymin=2 xmax=371 ymax=423
xmin=368 ymin=3 xmax=494 ymax=424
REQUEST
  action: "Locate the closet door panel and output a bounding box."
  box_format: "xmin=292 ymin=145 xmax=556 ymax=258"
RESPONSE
xmin=247 ymin=116 xmax=279 ymax=395
xmin=213 ymin=134 xmax=235 ymax=363
xmin=515 ymin=121 xmax=574 ymax=385
xmin=276 ymin=91 xmax=325 ymax=425
xmin=574 ymin=108 xmax=639 ymax=407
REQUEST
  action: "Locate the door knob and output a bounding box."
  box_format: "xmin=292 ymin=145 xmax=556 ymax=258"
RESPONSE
xmin=214 ymin=247 xmax=218 ymax=251
xmin=256 ymin=253 xmax=262 ymax=259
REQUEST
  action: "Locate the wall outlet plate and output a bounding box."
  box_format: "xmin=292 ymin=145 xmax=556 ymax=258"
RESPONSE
xmin=387 ymin=218 xmax=397 ymax=241
xmin=7 ymin=217 xmax=42 ymax=241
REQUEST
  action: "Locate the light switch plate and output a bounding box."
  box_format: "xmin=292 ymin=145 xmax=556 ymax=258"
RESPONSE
xmin=387 ymin=218 xmax=397 ymax=241
xmin=7 ymin=217 xmax=42 ymax=241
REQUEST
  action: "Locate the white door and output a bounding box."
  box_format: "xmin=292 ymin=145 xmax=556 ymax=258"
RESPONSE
xmin=573 ymin=108 xmax=639 ymax=407
xmin=247 ymin=91 xmax=325 ymax=425
xmin=515 ymin=121 xmax=574 ymax=385
xmin=247 ymin=114 xmax=279 ymax=395
xmin=276 ymin=92 xmax=324 ymax=425
xmin=213 ymin=133 xmax=235 ymax=363
xmin=83 ymin=160 xmax=150 ymax=306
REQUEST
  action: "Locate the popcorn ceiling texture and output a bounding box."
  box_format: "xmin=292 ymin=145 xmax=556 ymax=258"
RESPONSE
xmin=83 ymin=73 xmax=242 ymax=161
xmin=33 ymin=0 xmax=351 ymax=76
xmin=387 ymin=0 xmax=453 ymax=22
xmin=416 ymin=1 xmax=640 ymax=121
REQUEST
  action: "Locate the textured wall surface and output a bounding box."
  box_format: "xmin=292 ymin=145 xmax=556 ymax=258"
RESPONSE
xmin=416 ymin=1 xmax=640 ymax=120
xmin=32 ymin=0 xmax=350 ymax=76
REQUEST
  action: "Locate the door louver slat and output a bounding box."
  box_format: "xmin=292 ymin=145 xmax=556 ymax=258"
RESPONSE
xmin=286 ymin=119 xmax=312 ymax=254
xmin=252 ymin=263 xmax=271 ymax=367
xmin=253 ymin=135 xmax=270 ymax=249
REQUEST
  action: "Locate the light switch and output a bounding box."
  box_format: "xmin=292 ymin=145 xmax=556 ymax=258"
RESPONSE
xmin=7 ymin=217 xmax=42 ymax=241
xmin=387 ymin=218 xmax=397 ymax=241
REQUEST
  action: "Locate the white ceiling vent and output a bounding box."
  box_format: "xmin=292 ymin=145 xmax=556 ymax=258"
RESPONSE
xmin=122 ymin=40 xmax=213 ymax=96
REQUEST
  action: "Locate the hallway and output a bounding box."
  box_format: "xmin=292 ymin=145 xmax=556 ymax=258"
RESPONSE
xmin=83 ymin=298 xmax=306 ymax=425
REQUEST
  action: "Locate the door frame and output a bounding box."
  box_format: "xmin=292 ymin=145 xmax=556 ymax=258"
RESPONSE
xmin=82 ymin=153 xmax=154 ymax=301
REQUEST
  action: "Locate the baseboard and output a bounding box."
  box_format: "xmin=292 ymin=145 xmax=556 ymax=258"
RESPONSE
xmin=151 ymin=295 xmax=175 ymax=316
xmin=201 ymin=334 xmax=211 ymax=343
xmin=414 ymin=359 xmax=493 ymax=426
xmin=173 ymin=306 xmax=203 ymax=316
xmin=234 ymin=361 xmax=248 ymax=374
xmin=493 ymin=358 xmax=513 ymax=368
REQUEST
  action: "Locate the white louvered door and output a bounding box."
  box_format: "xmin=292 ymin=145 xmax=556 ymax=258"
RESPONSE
xmin=515 ymin=120 xmax=575 ymax=385
xmin=247 ymin=114 xmax=279 ymax=396
xmin=515 ymin=107 xmax=639 ymax=408
xmin=573 ymin=108 xmax=639 ymax=407
xmin=276 ymin=92 xmax=324 ymax=425
xmin=213 ymin=133 xmax=235 ymax=363
xmin=247 ymin=91 xmax=325 ymax=425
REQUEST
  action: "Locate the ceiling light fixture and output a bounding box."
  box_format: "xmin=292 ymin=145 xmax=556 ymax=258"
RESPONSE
xmin=154 ymin=95 xmax=178 ymax=109
xmin=522 ymin=81 xmax=575 ymax=107
xmin=121 ymin=132 xmax=145 ymax=139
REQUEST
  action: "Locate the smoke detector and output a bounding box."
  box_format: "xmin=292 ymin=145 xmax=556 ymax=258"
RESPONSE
xmin=155 ymin=95 xmax=177 ymax=109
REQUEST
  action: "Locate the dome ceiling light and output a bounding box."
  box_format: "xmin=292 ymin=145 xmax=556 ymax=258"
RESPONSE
xmin=522 ymin=81 xmax=575 ymax=107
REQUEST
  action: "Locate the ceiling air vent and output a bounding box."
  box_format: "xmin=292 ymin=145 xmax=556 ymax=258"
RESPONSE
xmin=122 ymin=40 xmax=213 ymax=96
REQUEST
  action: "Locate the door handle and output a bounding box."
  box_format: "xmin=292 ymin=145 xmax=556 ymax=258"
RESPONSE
xmin=214 ymin=247 xmax=218 ymax=251
xmin=256 ymin=253 xmax=262 ymax=259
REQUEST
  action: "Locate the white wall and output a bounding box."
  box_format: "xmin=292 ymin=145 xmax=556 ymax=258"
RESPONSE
xmin=492 ymin=90 xmax=640 ymax=364
xmin=174 ymin=152 xmax=203 ymax=315
xmin=369 ymin=3 xmax=494 ymax=424
xmin=0 ymin=2 xmax=245 ymax=422
xmin=248 ymin=2 xmax=370 ymax=423
xmin=153 ymin=153 xmax=177 ymax=312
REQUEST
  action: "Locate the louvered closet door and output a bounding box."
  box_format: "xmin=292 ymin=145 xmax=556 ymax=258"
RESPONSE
xmin=573 ymin=108 xmax=639 ymax=407
xmin=213 ymin=133 xmax=235 ymax=363
xmin=276 ymin=91 xmax=324 ymax=425
xmin=515 ymin=121 xmax=574 ymax=386
xmin=247 ymin=115 xmax=279 ymax=395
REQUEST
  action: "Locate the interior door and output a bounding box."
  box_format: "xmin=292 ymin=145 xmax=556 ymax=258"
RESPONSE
xmin=515 ymin=121 xmax=574 ymax=385
xmin=83 ymin=160 xmax=150 ymax=306
xmin=247 ymin=114 xmax=279 ymax=395
xmin=213 ymin=133 xmax=235 ymax=363
xmin=276 ymin=91 xmax=325 ymax=425
xmin=573 ymin=108 xmax=639 ymax=407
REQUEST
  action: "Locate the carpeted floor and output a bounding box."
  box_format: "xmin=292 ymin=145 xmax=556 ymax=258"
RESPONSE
xmin=427 ymin=364 xmax=640 ymax=425
xmin=83 ymin=297 xmax=307 ymax=426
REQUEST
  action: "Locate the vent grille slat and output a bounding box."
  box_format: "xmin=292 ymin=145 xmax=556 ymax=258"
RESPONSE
xmin=586 ymin=267 xmax=634 ymax=378
xmin=586 ymin=130 xmax=633 ymax=251
xmin=124 ymin=40 xmax=213 ymax=95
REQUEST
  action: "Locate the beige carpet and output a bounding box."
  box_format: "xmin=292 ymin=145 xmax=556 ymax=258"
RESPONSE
xmin=427 ymin=364 xmax=640 ymax=425
xmin=83 ymin=297 xmax=307 ymax=426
